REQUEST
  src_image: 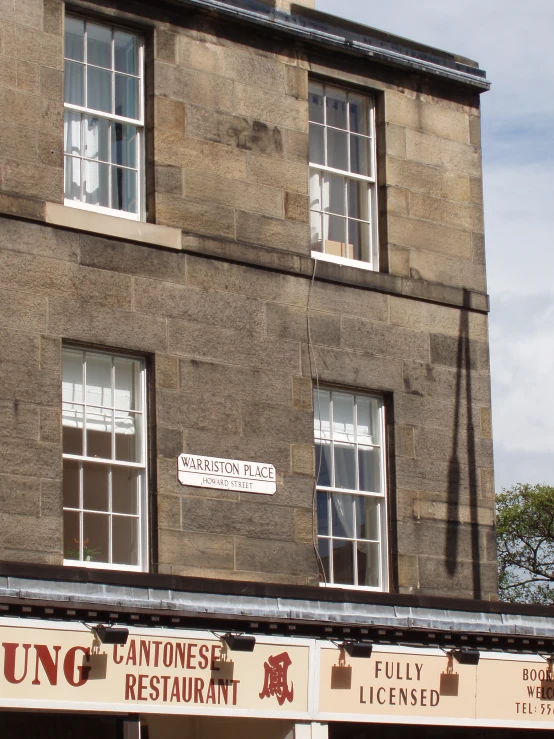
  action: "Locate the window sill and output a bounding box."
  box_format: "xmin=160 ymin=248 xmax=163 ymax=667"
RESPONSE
xmin=319 ymin=581 xmax=387 ymax=593
xmin=63 ymin=559 xmax=144 ymax=573
xmin=45 ymin=201 xmax=181 ymax=251
xmin=311 ymin=250 xmax=377 ymax=272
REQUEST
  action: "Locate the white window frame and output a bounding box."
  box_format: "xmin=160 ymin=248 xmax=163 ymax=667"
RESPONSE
xmin=62 ymin=347 xmax=149 ymax=572
xmin=314 ymin=387 xmax=389 ymax=592
xmin=309 ymin=82 xmax=379 ymax=271
xmin=63 ymin=15 xmax=145 ymax=221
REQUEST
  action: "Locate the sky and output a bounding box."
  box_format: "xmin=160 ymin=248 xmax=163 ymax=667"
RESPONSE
xmin=317 ymin=0 xmax=554 ymax=492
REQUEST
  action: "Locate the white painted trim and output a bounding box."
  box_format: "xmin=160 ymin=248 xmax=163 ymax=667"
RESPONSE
xmin=63 ymin=198 xmax=140 ymax=221
xmin=311 ymin=251 xmax=377 ymax=271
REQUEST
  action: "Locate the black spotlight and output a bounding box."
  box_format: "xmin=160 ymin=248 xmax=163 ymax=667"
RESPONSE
xmin=94 ymin=625 xmax=130 ymax=645
xmin=342 ymin=640 xmax=373 ymax=658
xmin=222 ymin=633 xmax=256 ymax=652
xmin=452 ymin=648 xmax=480 ymax=665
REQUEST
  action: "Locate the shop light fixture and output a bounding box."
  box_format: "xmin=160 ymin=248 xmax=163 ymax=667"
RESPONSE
xmin=222 ymin=633 xmax=256 ymax=652
xmin=451 ymin=648 xmax=480 ymax=665
xmin=341 ymin=640 xmax=373 ymax=658
xmin=93 ymin=625 xmax=130 ymax=645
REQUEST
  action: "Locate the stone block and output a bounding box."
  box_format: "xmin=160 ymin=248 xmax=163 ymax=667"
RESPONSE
xmin=0 ymin=474 xmax=40 ymax=515
xmin=155 ymin=129 xmax=248 ymax=179
xmin=0 ymin=56 xmax=16 ymax=90
xmin=291 ymin=443 xmax=314 ymax=476
xmin=470 ymin=176 xmax=483 ymax=205
xmin=285 ymin=191 xmax=309 ymax=223
xmin=479 ymin=467 xmax=495 ymax=500
xmin=286 ymin=64 xmax=308 ymax=100
xmin=40 ymin=478 xmax=62 ymax=517
xmin=387 ymin=157 xmax=470 ymax=202
xmin=0 ymin=123 xmax=38 ymax=162
xmin=155 ymin=354 xmax=179 ymax=390
xmin=397 ymin=519 xmax=485 ymax=561
xmin=395 ymin=453 xmax=475 ymax=499
xmin=388 ymin=214 xmax=472 ymax=260
xmin=48 ymin=299 xmax=168 ymax=353
xmin=168 ymin=318 xmax=301 ymax=373
xmin=158 ymin=427 xmax=183 ymax=459
xmin=0 ymin=400 xmax=39 ymax=440
xmin=155 ymin=164 xmax=182 ymax=195
xmin=390 ymin=295 xmax=488 ymax=341
xmin=472 ymin=232 xmax=486 ymax=265
xmin=39 ymin=406 xmax=60 ymax=443
xmin=0 ymin=326 xmax=39 ymax=366
xmin=469 ymin=115 xmax=481 ymax=146
xmin=406 ymin=129 xmax=481 ymax=177
xmin=39 ymin=30 xmax=62 ymax=68
xmin=418 ymin=556 xmax=498 ymax=599
xmin=80 ymin=234 xmax=186 ymax=283
xmin=0 ymin=0 xmax=15 ymax=24
xmin=155 ymin=96 xmax=185 ymax=132
xmin=269 ymin=473 xmax=314 ymax=510
xmin=236 ymin=210 xmax=310 ymax=254
xmin=385 ymin=123 xmax=406 ymax=159
xmin=0 ymin=436 xmax=59 ymax=479
xmin=0 ymin=286 xmax=47 ymax=332
xmin=295 ymin=508 xmax=313 ymax=544
xmin=302 ymin=344 xmax=403 ymax=393
xmin=292 ymin=376 xmax=312 ymax=412
xmin=234 ymin=82 xmax=307 ymax=131
xmin=156 ymin=493 xmax=181 ymax=529
xmin=186 ymin=254 xmax=309 ymax=307
xmin=235 ymin=536 xmax=316 ymax=576
xmin=480 ymin=407 xmax=493 ymax=440
xmin=16 ymin=59 xmax=38 ymax=92
xmin=266 ymin=302 xmax=340 ymax=346
xmin=155 ymin=62 xmax=233 ymax=112
xmin=156 ymin=387 xmax=241 ymax=434
xmin=397 ymin=553 xmax=419 ymax=589
xmin=0 ymin=218 xmax=78 ymax=262
xmin=2 ymin=160 xmax=62 ymax=201
xmin=158 ymin=529 xmax=234 ymax=569
xmin=40 ymin=97 xmax=63 ymax=134
xmin=403 ymin=359 xmax=491 ymax=405
xmin=396 ymin=425 xmax=414 ymax=458
xmin=310 ymin=280 xmax=389 ymax=321
xmin=417 ymin=496 xmax=495 ymax=527
xmin=155 ymin=193 xmax=236 ymax=238
xmin=250 ymin=154 xmax=308 ymax=194
xmin=179 ymin=359 xmax=293 ymax=407
xmin=394 ymin=393 xmax=482 ymax=433
xmin=387 ymin=186 xmax=409 ymax=216
xmin=242 ymin=402 xmax=312 ymax=444
xmin=42 ymin=0 xmax=63 ymax=35
xmin=0 ymin=513 xmax=61 ymax=552
xmin=0 ymin=88 xmax=41 ymax=125
xmin=414 ymin=426 xmax=493 ymax=467
xmin=409 ymin=192 xmax=481 ymax=233
xmin=185 ymin=105 xmax=284 ymax=157
xmin=341 ymin=317 xmax=430 ymax=362
xmin=409 ymin=248 xmax=487 ymax=292
xmin=285 ymin=129 xmax=308 ymax=163
xmin=185 ymin=169 xmax=284 ymax=219
xmin=181 ymin=429 xmax=291 ymax=474
xmin=38 ymin=130 xmax=63 ymax=167
xmin=155 ymin=29 xmax=176 ymax=64
xmin=388 ymin=245 xmax=410 ymax=277
xmin=386 ymin=92 xmax=469 ymax=144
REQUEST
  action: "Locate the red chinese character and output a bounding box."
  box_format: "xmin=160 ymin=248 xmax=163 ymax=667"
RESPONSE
xmin=259 ymin=651 xmax=294 ymax=705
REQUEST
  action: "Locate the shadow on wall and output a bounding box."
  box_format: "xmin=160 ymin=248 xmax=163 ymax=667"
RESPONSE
xmin=445 ymin=289 xmax=481 ymax=599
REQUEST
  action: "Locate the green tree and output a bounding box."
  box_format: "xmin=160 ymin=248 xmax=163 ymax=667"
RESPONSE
xmin=497 ymin=483 xmax=554 ymax=604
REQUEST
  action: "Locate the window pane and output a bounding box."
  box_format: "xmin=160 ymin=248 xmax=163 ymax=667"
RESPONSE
xmin=310 ymin=211 xmax=323 ymax=251
xmin=65 ymin=17 xmax=85 ymax=62
xmin=86 ymin=407 xmax=112 ymax=458
xmin=356 ymin=396 xmax=380 ymax=444
xmin=87 ymin=66 xmax=112 ymax=113
xmin=309 ymin=83 xmax=324 ymax=123
xmin=111 ymin=124 xmax=137 ymax=167
xmin=334 ymin=445 xmax=356 ymax=490
xmin=309 ymin=123 xmax=324 ymax=165
xmin=347 ymin=180 xmax=369 ymax=221
xmin=83 ymin=116 xmax=109 ymax=162
xmin=83 ymin=159 xmax=109 ymax=207
xmin=333 ymin=393 xmax=355 ymax=440
xmin=64 ymin=111 xmax=81 ymax=155
xmin=359 ymin=447 xmax=381 ymax=493
xmin=83 ymin=461 xmax=109 ymax=511
xmin=86 ymin=353 xmax=112 ymax=406
xmin=115 ymin=411 xmax=140 ymax=462
xmin=349 ymin=95 xmax=368 ymax=135
xmin=324 ymin=174 xmax=345 ymax=216
xmin=357 ymin=541 xmax=380 ymax=587
xmin=324 ymin=214 xmax=347 ymax=258
xmin=348 ymin=220 xmax=370 ymax=263
xmin=112 ymin=467 xmax=138 ymax=514
xmin=111 ymin=167 xmax=137 ymax=213
xmin=350 ymin=134 xmax=370 ymax=176
xmin=87 ymin=23 xmax=112 ymax=69
xmin=317 ymin=492 xmax=329 ymax=536
xmin=355 ymin=496 xmax=380 ymax=540
xmin=65 ymin=156 xmax=81 ymax=201
xmin=327 ymin=128 xmax=348 ymax=171
xmin=315 ymin=443 xmax=332 ymax=487
xmin=309 ymin=169 xmax=322 ymax=213
xmin=112 ymin=516 xmax=139 ymax=565
xmin=63 ymin=459 xmax=80 ymax=509
xmin=83 ymin=512 xmax=109 ymax=563
xmin=318 ymin=538 xmax=331 ymax=582
xmin=114 ymin=31 xmax=137 ymax=75
xmin=62 ymin=351 xmax=83 ymax=403
xmin=114 ymin=358 xmax=139 ymax=410
xmin=62 ymin=404 xmax=83 ymax=455
xmin=331 ymin=493 xmax=354 ymax=538
xmin=313 ymin=388 xmax=330 ymax=439
xmin=64 ymin=60 xmax=84 ymax=106
xmin=64 ymin=510 xmax=80 ymax=560
xmin=333 ymin=539 xmax=354 ymax=585
xmin=326 ymin=88 xmax=347 ymax=130
xmin=115 ymin=74 xmax=138 ymax=118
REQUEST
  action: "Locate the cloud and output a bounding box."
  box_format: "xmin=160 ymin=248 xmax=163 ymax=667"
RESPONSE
xmin=317 ymin=0 xmax=554 ymax=489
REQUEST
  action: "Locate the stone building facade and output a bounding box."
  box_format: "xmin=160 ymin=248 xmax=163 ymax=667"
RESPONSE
xmin=0 ymin=0 xmax=494 ymax=603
